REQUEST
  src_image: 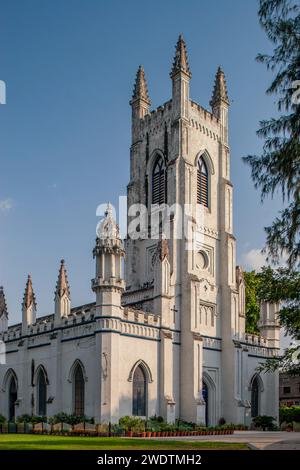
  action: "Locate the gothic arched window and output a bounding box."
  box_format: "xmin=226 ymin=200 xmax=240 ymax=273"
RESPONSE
xmin=8 ymin=375 xmax=17 ymax=422
xmin=152 ymin=156 xmax=166 ymax=205
xmin=132 ymin=365 xmax=146 ymax=416
xmin=197 ymin=157 xmax=208 ymax=207
xmin=251 ymin=376 xmax=260 ymax=417
xmin=73 ymin=363 xmax=85 ymax=416
xmin=37 ymin=369 xmax=47 ymax=416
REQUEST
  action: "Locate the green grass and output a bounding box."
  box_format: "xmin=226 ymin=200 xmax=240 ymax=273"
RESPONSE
xmin=0 ymin=434 xmax=248 ymax=450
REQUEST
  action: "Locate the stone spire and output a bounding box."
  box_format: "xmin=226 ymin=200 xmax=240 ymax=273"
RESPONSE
xmin=210 ymin=66 xmax=229 ymax=108
xmin=55 ymin=259 xmax=70 ymax=299
xmin=22 ymin=275 xmax=36 ymax=309
xmin=22 ymin=275 xmax=37 ymax=333
xmin=0 ymin=286 xmax=8 ymax=318
xmin=131 ymin=65 xmax=151 ymax=105
xmin=170 ymin=34 xmax=191 ymax=78
xmin=0 ymin=286 xmax=8 ymax=333
xmin=55 ymin=259 xmax=71 ymax=320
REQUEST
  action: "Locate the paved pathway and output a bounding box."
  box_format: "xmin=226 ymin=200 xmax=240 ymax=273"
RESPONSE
xmin=153 ymin=431 xmax=300 ymax=450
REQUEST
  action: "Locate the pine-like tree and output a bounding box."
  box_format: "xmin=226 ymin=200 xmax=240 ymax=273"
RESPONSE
xmin=243 ymin=0 xmax=300 ymax=268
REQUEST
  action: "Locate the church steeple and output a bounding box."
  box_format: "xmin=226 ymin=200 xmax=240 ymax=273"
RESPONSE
xmin=170 ymin=35 xmax=191 ymax=121
xmin=22 ymin=275 xmax=37 ymax=333
xmin=170 ymin=34 xmax=191 ymax=79
xmin=55 ymin=259 xmax=71 ymax=320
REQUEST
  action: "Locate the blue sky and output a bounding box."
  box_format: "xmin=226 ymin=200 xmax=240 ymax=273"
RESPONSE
xmin=0 ymin=0 xmax=281 ymax=324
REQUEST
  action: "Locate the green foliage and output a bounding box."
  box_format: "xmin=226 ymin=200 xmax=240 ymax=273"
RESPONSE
xmin=279 ymin=406 xmax=300 ymax=424
xmin=252 ymin=415 xmax=276 ymax=430
xmin=244 ymin=271 xmax=261 ymax=334
xmin=16 ymin=414 xmax=46 ymax=424
xmin=48 ymin=413 xmax=93 ymax=426
xmin=0 ymin=415 xmax=6 ymax=424
xmin=243 ymin=0 xmax=300 ymax=268
xmin=256 ymin=266 xmax=300 ymax=374
xmin=118 ymin=416 xmax=145 ymax=432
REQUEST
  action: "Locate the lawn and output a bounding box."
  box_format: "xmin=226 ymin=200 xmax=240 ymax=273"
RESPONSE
xmin=0 ymin=434 xmax=248 ymax=450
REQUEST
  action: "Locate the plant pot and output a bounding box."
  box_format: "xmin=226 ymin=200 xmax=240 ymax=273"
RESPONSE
xmin=126 ymin=431 xmax=133 ymax=437
xmin=146 ymin=432 xmax=152 ymax=438
xmin=156 ymin=432 xmax=161 ymax=437
xmin=141 ymin=432 xmax=146 ymax=438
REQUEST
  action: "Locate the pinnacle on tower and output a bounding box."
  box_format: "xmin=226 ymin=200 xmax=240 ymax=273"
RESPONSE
xmin=55 ymin=259 xmax=71 ymax=299
xmin=131 ymin=65 xmax=151 ymax=105
xmin=210 ymin=66 xmax=229 ymax=107
xmin=0 ymin=286 xmax=8 ymax=317
xmin=170 ymin=34 xmax=191 ymax=78
xmin=22 ymin=274 xmax=37 ymax=309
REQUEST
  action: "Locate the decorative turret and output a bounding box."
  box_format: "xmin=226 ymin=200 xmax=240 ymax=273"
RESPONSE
xmin=92 ymin=203 xmax=125 ymax=316
xmin=259 ymin=301 xmax=281 ymax=349
xmin=22 ymin=275 xmax=37 ymax=333
xmin=54 ymin=259 xmax=71 ymax=322
xmin=130 ymin=66 xmax=151 ymax=142
xmin=170 ymin=34 xmax=191 ymax=79
xmin=170 ymin=35 xmax=191 ymax=121
xmin=0 ymin=286 xmax=8 ymax=333
xmin=210 ymin=66 xmax=229 ymax=143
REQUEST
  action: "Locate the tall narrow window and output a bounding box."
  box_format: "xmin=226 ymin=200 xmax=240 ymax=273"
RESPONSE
xmin=8 ymin=376 xmax=17 ymax=422
xmin=132 ymin=365 xmax=146 ymax=416
xmin=152 ymin=156 xmax=166 ymax=205
xmin=73 ymin=363 xmax=85 ymax=416
xmin=197 ymin=157 xmax=208 ymax=207
xmin=37 ymin=369 xmax=47 ymax=416
xmin=251 ymin=376 xmax=260 ymax=417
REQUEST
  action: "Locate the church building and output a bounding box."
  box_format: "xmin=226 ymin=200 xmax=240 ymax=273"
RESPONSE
xmin=0 ymin=36 xmax=280 ymax=426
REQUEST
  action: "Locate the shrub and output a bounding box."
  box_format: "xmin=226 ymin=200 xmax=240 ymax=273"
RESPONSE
xmin=16 ymin=414 xmax=46 ymax=424
xmin=48 ymin=413 xmax=93 ymax=426
xmin=279 ymin=406 xmax=300 ymax=424
xmin=252 ymin=415 xmax=276 ymax=431
xmin=218 ymin=417 xmax=226 ymax=426
xmin=0 ymin=415 xmax=6 ymax=424
xmin=119 ymin=416 xmax=145 ymax=432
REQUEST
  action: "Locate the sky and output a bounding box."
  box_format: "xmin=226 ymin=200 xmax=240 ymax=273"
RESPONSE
xmin=0 ymin=0 xmax=283 ymax=324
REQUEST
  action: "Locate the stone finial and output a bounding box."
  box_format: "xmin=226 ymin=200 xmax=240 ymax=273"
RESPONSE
xmin=96 ymin=203 xmax=120 ymax=240
xmin=22 ymin=275 xmax=37 ymax=309
xmin=55 ymin=259 xmax=71 ymax=299
xmin=0 ymin=286 xmax=8 ymax=317
xmin=170 ymin=34 xmax=191 ymax=78
xmin=210 ymin=66 xmax=229 ymax=107
xmin=131 ymin=65 xmax=151 ymax=105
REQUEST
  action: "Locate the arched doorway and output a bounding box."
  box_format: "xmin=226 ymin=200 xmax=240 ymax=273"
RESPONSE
xmin=37 ymin=369 xmax=47 ymax=416
xmin=202 ymin=381 xmax=209 ymax=426
xmin=132 ymin=365 xmax=146 ymax=416
xmin=8 ymin=376 xmax=17 ymax=421
xmin=251 ymin=375 xmax=261 ymax=417
xmin=73 ymin=363 xmax=85 ymax=416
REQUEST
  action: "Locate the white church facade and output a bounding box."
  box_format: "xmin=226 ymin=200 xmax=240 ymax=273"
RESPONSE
xmin=0 ymin=36 xmax=280 ymax=426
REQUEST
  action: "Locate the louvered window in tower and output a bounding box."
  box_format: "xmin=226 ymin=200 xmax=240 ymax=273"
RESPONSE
xmin=152 ymin=156 xmax=166 ymax=205
xmin=197 ymin=157 xmax=208 ymax=207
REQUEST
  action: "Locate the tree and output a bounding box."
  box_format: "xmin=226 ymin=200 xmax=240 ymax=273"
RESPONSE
xmin=244 ymin=271 xmax=261 ymax=334
xmin=243 ymin=0 xmax=300 ymax=268
xmin=256 ymin=266 xmax=300 ymax=375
